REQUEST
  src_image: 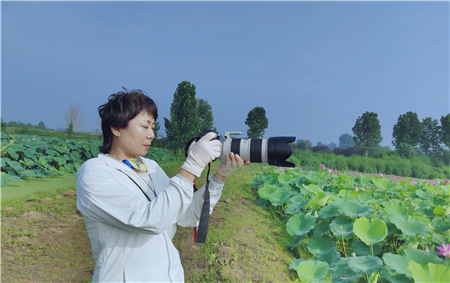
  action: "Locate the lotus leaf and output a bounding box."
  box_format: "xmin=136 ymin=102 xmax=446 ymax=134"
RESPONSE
xmin=433 ymin=206 xmax=450 ymax=217
xmin=268 ymin=187 xmax=290 ymax=206
xmin=288 ymin=235 xmax=305 ymax=250
xmin=286 ymin=213 xmax=315 ymax=236
xmin=302 ymin=184 xmax=323 ymax=194
xmin=352 ymin=241 xmax=382 ymax=256
xmin=330 ymin=257 xmax=363 ymax=283
xmin=289 ymin=258 xmax=304 ymax=271
xmin=407 ymin=261 xmax=450 ymax=283
xmin=329 ymin=217 xmax=354 ymax=239
xmin=307 ymin=235 xmax=335 ymax=256
xmin=415 ymin=189 xmax=432 ymax=199
xmin=285 ymin=199 xmax=309 ymax=215
xmin=258 ymin=184 xmax=278 ymax=199
xmin=348 ymin=256 xmax=384 ymax=275
xmin=313 ymin=220 xmax=330 ymax=236
xmin=1 ymin=172 xmax=9 ymax=186
xmin=308 ymin=192 xmax=329 ymax=210
xmin=390 ymin=216 xmax=431 ymax=236
xmin=385 ymin=200 xmax=414 ymax=218
xmin=380 ymin=267 xmax=414 ymax=283
xmin=277 ymin=173 xmax=293 ymax=184
xmin=373 ymin=178 xmax=397 ymax=191
xmin=318 ymin=204 xmax=338 ymax=219
xmin=316 ymin=248 xmax=340 ymax=266
xmin=353 ymin=217 xmax=387 ymax=246
xmin=383 ymin=248 xmax=444 ymax=277
xmin=296 ymin=260 xmax=329 ymax=283
xmin=339 ymin=201 xmax=374 ymax=218
xmin=7 ymin=161 xmax=23 ymax=172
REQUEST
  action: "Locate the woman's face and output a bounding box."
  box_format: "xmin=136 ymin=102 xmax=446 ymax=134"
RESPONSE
xmin=111 ymin=110 xmax=155 ymax=159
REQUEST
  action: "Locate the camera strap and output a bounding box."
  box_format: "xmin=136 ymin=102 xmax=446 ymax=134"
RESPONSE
xmin=193 ymin=163 xmax=211 ymax=243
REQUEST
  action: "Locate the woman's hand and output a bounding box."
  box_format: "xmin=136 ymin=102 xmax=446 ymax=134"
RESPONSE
xmin=215 ymin=152 xmax=250 ymax=181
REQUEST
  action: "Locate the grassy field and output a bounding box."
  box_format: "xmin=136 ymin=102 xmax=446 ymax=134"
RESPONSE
xmin=1 ymin=160 xmax=298 ymax=282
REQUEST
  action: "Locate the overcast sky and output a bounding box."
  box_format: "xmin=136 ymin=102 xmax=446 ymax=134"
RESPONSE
xmin=2 ymin=1 xmax=449 ymax=148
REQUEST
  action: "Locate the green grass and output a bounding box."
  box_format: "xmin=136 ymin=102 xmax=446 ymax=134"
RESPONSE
xmin=1 ymin=160 xmax=300 ymax=282
xmin=1 ymin=173 xmax=77 ymax=199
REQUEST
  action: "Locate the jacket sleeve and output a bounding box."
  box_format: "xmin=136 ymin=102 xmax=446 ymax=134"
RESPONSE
xmin=176 ymin=174 xmax=225 ymax=227
xmin=76 ymin=166 xmax=194 ymax=235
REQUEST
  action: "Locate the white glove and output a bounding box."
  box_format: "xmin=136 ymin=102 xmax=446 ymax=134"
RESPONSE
xmin=181 ymin=132 xmax=222 ymax=177
xmin=217 ymin=153 xmax=244 ymax=177
xmin=218 ymin=158 xmax=243 ymax=177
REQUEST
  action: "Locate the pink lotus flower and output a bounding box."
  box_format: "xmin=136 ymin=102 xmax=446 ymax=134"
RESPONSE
xmin=431 ymin=181 xmax=440 ymax=186
xmin=355 ymin=185 xmax=358 ymax=192
xmin=437 ymin=243 xmax=450 ymax=258
xmin=379 ymin=173 xmax=383 ymax=177
xmin=445 ymin=180 xmax=449 ymax=185
xmin=392 ymin=178 xmax=398 ymax=181
xmin=327 ymin=168 xmax=333 ymax=173
xmin=320 ymin=164 xmax=325 ymax=170
xmin=410 ymin=180 xmax=417 ymax=185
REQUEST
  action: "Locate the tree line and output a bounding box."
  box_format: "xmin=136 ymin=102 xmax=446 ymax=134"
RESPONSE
xmin=293 ymin=111 xmax=450 ymax=164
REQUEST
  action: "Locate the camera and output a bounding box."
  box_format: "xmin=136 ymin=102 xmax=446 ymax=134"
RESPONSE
xmin=185 ymin=130 xmax=296 ymax=167
xmin=219 ymin=131 xmax=296 ymax=167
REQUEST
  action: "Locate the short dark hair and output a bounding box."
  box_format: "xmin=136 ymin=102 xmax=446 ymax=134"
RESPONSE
xmin=98 ymin=88 xmax=158 ymax=154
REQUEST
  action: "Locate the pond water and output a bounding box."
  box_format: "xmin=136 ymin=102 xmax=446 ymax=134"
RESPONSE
xmin=1 ymin=174 xmax=77 ymax=199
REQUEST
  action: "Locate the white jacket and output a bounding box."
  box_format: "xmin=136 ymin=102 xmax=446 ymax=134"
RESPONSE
xmin=76 ymin=154 xmax=224 ymax=282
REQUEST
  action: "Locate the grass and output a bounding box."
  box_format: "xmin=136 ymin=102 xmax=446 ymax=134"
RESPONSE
xmin=1 ymin=160 xmax=300 ymax=282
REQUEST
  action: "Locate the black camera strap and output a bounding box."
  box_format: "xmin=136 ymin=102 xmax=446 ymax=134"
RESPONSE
xmin=193 ymin=163 xmax=211 ymax=243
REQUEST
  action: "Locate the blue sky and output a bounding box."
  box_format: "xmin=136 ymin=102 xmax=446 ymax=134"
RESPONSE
xmin=2 ymin=1 xmax=449 ymax=148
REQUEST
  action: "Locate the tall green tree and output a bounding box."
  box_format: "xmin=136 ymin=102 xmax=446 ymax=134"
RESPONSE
xmin=392 ymin=111 xmax=423 ymax=148
xmin=352 ymin=111 xmax=382 ymax=156
xmin=164 ymin=81 xmax=200 ymax=152
xmin=420 ymin=117 xmax=441 ymax=155
xmin=440 ymin=113 xmax=450 ymax=149
xmin=154 ymin=120 xmax=160 ymax=137
xmin=197 ymin=99 xmax=216 ymax=131
xmin=36 ymin=121 xmax=46 ymax=130
xmin=1 ymin=118 xmax=7 ymax=129
xmin=339 ymin=133 xmax=355 ymax=149
xmin=245 ymin=106 xmax=268 ymax=139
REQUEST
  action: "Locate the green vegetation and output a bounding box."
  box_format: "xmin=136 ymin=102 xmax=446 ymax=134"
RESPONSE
xmin=289 ymin=149 xmax=450 ymax=179
xmin=251 ymin=166 xmax=450 ymax=282
xmin=1 ymin=133 xmax=177 ymax=185
xmin=245 ymin=106 xmax=269 ymax=139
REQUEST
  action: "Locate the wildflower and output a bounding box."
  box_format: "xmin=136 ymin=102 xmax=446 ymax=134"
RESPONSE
xmin=436 ymin=244 xmax=450 ymax=258
xmin=392 ymin=178 xmax=398 ymax=181
xmin=410 ymin=180 xmax=417 ymax=185
xmin=445 ymin=180 xmax=449 ymax=185
xmin=355 ymin=185 xmax=358 ymax=192
xmin=320 ymin=164 xmax=325 ymax=170
xmin=327 ymin=169 xmax=333 ymax=173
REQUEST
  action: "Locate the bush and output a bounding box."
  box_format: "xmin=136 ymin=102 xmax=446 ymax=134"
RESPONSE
xmin=312 ymin=145 xmax=331 ymax=153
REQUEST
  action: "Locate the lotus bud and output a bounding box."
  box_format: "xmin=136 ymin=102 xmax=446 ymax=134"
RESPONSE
xmin=355 ymin=185 xmax=358 ymax=192
xmin=374 ymin=204 xmax=377 ymax=210
xmin=414 ymin=205 xmax=417 ymax=211
xmin=425 ymin=246 xmax=429 ymax=252
xmin=406 ymin=207 xmax=409 ymax=212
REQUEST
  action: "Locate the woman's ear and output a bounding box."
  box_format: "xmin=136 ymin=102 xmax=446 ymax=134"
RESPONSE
xmin=111 ymin=127 xmax=120 ymax=137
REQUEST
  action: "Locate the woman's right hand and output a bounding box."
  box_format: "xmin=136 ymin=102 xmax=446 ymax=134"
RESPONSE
xmin=181 ymin=132 xmax=222 ymax=177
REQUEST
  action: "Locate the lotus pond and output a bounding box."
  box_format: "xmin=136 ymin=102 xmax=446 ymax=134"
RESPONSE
xmin=251 ymin=166 xmax=450 ymax=282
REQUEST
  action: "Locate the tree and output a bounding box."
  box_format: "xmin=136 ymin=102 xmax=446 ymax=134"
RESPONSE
xmin=327 ymin=142 xmax=337 ymax=151
xmin=339 ymin=133 xmax=355 ymax=149
xmin=317 ymin=141 xmax=323 ymax=146
xmin=36 ymin=121 xmax=46 ymax=130
xmin=392 ymin=111 xmax=422 ymax=149
xmin=352 ymin=111 xmax=382 ymax=156
xmin=164 ymin=81 xmax=200 ymax=152
xmin=64 ymin=104 xmax=84 ymax=132
xmin=440 ymin=113 xmax=450 ymax=149
xmin=1 ymin=118 xmax=7 ymax=129
xmin=197 ymin=99 xmax=216 ymax=131
xmin=245 ymin=106 xmax=268 ymax=139
xmin=295 ymin=139 xmax=312 ymax=150
xmin=154 ymin=120 xmax=161 ymax=138
xmin=7 ymin=121 xmax=18 ymax=127
xmin=419 ymin=117 xmax=441 ymax=155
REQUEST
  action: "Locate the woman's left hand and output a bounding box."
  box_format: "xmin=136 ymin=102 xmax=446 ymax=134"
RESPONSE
xmin=216 ymin=152 xmax=250 ymax=180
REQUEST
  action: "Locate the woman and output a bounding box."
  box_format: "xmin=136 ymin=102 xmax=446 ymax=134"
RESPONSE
xmin=76 ymin=89 xmax=249 ymax=282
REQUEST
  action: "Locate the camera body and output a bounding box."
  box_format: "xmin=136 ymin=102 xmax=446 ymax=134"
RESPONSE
xmin=186 ymin=130 xmax=296 ymax=167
